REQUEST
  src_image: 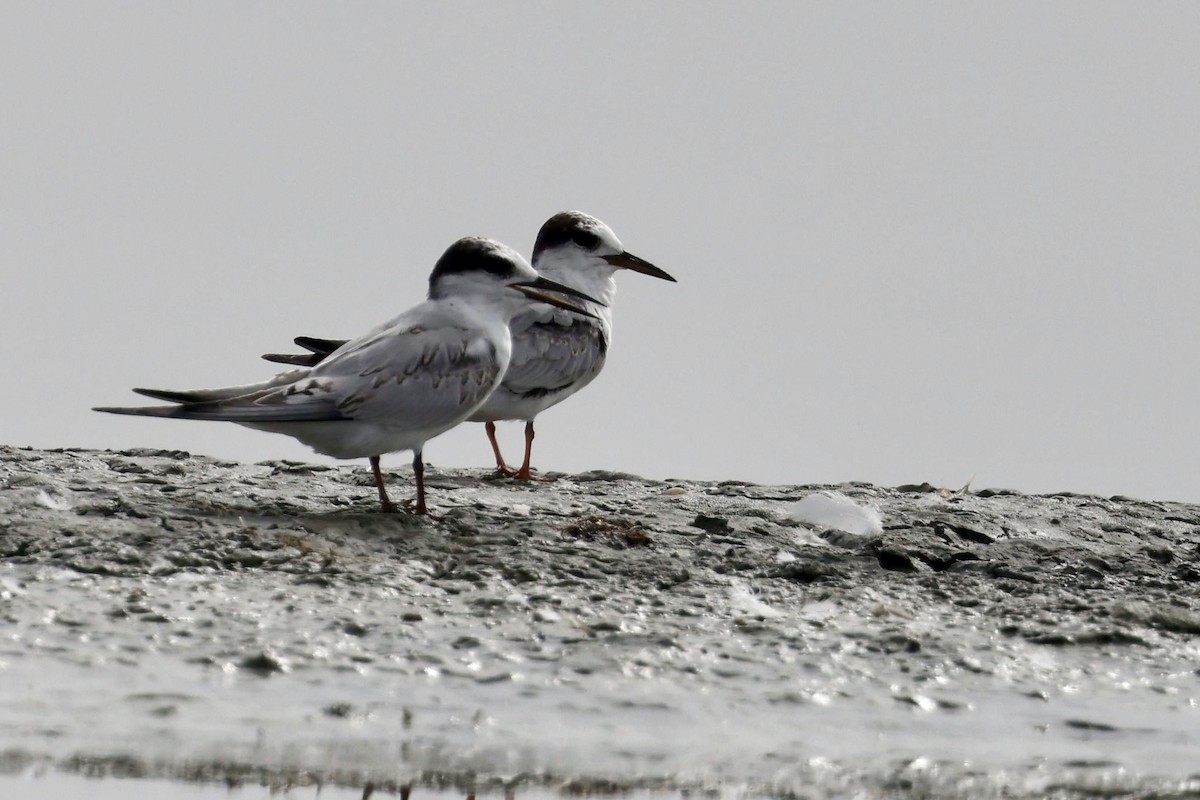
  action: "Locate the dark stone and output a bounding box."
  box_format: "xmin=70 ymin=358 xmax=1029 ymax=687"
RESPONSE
xmin=1174 ymin=565 xmax=1200 ymax=582
xmin=874 ymin=547 xmax=919 ymax=572
xmin=691 ymin=515 xmax=732 ymax=534
xmin=770 ymin=560 xmax=841 ymax=583
xmin=239 ymin=652 xmax=286 ymax=676
xmin=976 ymin=488 xmax=1021 ymax=497
xmin=1143 ymin=547 xmax=1174 ymax=564
xmin=895 ymin=482 xmax=938 ymax=493
xmin=987 ymin=564 xmax=1038 ymax=583
xmin=1064 ymin=719 xmax=1119 ymax=732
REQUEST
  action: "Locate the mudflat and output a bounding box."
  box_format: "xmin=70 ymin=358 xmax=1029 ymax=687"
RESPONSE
xmin=2 ymin=445 xmax=1199 ymax=798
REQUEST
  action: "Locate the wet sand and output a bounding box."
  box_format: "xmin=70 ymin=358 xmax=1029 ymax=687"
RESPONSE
xmin=2 ymin=445 xmax=1199 ymax=798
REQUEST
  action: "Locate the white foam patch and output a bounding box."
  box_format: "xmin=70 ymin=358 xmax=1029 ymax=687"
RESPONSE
xmin=792 ymin=528 xmax=830 ymax=548
xmin=0 ymin=574 xmax=26 ymax=598
xmin=728 ymin=579 xmax=785 ymax=619
xmin=799 ymin=600 xmax=838 ymax=621
xmin=36 ymin=490 xmax=71 ymax=512
xmin=790 ymin=492 xmax=883 ymax=536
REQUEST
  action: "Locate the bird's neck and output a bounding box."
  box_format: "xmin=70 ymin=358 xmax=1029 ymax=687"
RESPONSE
xmin=535 ymin=259 xmax=619 ymax=311
xmin=437 ymin=295 xmax=514 ymax=339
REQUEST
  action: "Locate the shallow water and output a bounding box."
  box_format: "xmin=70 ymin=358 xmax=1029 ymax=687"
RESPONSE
xmin=4 ymin=579 xmax=1199 ymax=794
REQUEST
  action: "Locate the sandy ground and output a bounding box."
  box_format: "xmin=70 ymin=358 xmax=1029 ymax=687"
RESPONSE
xmin=2 ymin=444 xmax=1200 ymax=798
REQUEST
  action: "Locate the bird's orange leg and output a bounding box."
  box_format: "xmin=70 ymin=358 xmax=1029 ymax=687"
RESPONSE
xmin=485 ymin=421 xmax=518 ymax=476
xmin=402 ymin=450 xmax=444 ymax=520
xmin=512 ymin=421 xmax=556 ymax=482
xmin=370 ymin=456 xmax=396 ymax=511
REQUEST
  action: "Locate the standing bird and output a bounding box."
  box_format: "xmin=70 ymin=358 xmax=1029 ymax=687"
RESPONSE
xmin=264 ymin=211 xmax=676 ymax=480
xmin=94 ymin=238 xmax=601 ymax=514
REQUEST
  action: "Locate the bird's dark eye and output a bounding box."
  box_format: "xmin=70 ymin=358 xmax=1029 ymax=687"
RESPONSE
xmin=479 ymin=252 xmax=517 ymax=278
xmin=571 ymin=230 xmax=601 ymax=249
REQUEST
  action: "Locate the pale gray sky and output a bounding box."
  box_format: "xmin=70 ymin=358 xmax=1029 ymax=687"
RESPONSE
xmin=3 ymin=3 xmax=1198 ymax=501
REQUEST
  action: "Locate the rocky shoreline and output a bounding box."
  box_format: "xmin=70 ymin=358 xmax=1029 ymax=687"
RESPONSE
xmin=2 ymin=445 xmax=1199 ymax=798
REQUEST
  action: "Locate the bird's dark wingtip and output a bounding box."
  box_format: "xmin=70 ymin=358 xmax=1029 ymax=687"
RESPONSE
xmin=93 ymin=404 xmax=182 ymax=418
xmin=95 ymin=405 xmax=134 ymax=415
xmin=132 ymin=387 xmax=193 ymax=403
xmin=294 ymin=336 xmax=346 ymax=354
xmin=262 ymin=352 xmax=322 ymax=367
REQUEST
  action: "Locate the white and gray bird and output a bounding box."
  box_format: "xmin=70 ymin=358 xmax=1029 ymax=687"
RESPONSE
xmin=263 ymin=211 xmax=676 ymax=480
xmin=94 ymin=237 xmax=601 ymax=514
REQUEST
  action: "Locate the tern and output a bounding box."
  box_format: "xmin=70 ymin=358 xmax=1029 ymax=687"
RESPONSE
xmin=94 ymin=237 xmax=601 ymax=514
xmin=263 ymin=211 xmax=676 ymax=480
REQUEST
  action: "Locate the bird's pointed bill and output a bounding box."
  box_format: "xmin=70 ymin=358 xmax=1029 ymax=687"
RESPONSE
xmin=602 ymin=251 xmax=676 ymax=282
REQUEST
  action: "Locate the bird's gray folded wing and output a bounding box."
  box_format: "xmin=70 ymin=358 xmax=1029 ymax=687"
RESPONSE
xmin=307 ymin=322 xmax=504 ymax=429
xmin=102 ymin=322 xmax=504 ymax=429
xmin=502 ymin=318 xmax=608 ymax=396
